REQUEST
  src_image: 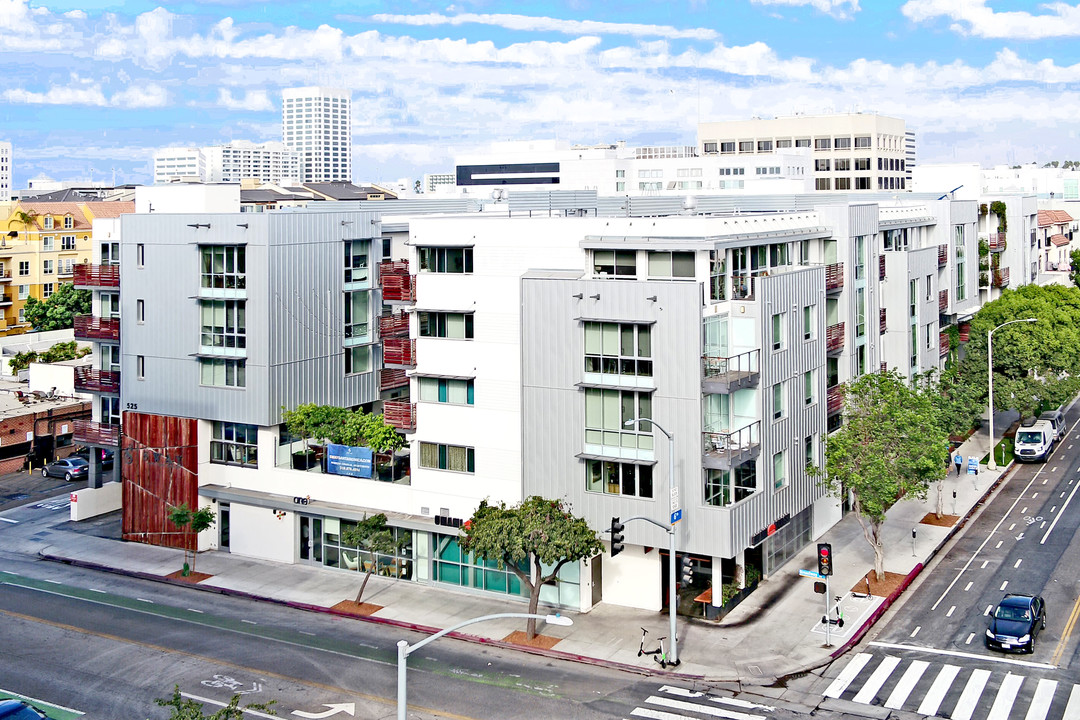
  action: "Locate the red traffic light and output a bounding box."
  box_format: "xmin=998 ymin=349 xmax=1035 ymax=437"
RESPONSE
xmin=820 ymin=547 xmax=829 ymax=557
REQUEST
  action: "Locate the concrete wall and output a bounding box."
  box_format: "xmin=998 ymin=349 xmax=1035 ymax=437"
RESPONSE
xmin=70 ymin=481 xmax=121 ymax=521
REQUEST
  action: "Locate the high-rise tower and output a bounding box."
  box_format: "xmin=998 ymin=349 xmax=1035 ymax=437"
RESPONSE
xmin=282 ymin=87 xmax=352 ymax=183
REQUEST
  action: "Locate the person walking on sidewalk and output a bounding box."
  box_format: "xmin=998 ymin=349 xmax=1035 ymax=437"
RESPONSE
xmin=954 ymin=452 xmax=963 ymax=476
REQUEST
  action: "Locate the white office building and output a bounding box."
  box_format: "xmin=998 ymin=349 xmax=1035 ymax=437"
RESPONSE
xmin=282 ymin=87 xmax=352 ymax=183
xmin=153 ymin=143 xmax=300 ymax=186
xmin=152 ymin=147 xmax=204 ymax=184
xmin=0 ymin=141 xmax=10 ymax=199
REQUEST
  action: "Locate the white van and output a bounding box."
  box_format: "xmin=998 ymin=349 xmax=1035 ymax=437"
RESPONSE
xmin=1015 ymin=420 xmax=1055 ymax=462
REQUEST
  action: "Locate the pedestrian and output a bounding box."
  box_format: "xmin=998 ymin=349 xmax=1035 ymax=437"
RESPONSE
xmin=954 ymin=452 xmax=963 ymax=476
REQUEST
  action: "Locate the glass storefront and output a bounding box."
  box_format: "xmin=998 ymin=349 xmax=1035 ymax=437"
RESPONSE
xmin=763 ymin=506 xmax=813 ymax=575
xmin=316 ymin=516 xmax=414 ymax=580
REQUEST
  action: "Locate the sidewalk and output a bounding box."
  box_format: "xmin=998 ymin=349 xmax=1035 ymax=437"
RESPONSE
xmin=15 ymin=412 xmax=1018 ymax=685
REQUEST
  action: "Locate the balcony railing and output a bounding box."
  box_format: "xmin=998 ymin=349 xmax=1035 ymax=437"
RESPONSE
xmin=380 ymin=260 xmax=415 ymax=303
xmin=74 ymin=367 xmax=120 ymax=394
xmin=938 ymin=289 xmax=948 ymax=312
xmin=993 ymin=268 xmax=1010 ymax=288
xmin=73 ymin=263 xmax=120 ymax=289
xmin=383 ymin=401 xmax=416 ymax=432
xmin=827 ymin=385 xmax=844 ymax=416
xmin=938 ymin=244 xmax=948 ymax=267
xmin=879 ymin=308 xmax=886 ymax=334
xmin=989 ymin=233 xmax=1006 ymax=252
xmin=0 ymin=271 xmax=11 ymax=283
xmin=702 ymin=421 xmax=760 ymax=471
xmin=826 ymin=322 xmax=845 ymax=354
xmin=826 ymin=262 xmax=844 ymax=293
xmin=72 ymin=419 xmax=120 ymax=447
xmin=0 ymin=295 xmax=11 ymax=307
xmin=378 ymin=312 xmax=410 ymax=338
xmin=702 ymin=349 xmax=759 ymax=392
xmin=940 ymin=332 xmax=950 ymax=357
xmin=73 ymin=315 xmax=120 ymax=342
xmin=732 ymin=274 xmax=756 ymax=301
xmin=379 ymin=368 xmax=409 ymax=392
xmin=879 ymin=254 xmax=886 ymax=280
xmin=383 ymin=337 xmax=416 ymax=367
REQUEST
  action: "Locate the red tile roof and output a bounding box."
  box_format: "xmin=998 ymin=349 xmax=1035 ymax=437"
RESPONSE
xmin=1038 ymin=209 xmax=1075 ymax=227
xmin=1050 ymin=233 xmax=1071 ymax=247
xmin=84 ymin=202 xmax=135 ymax=218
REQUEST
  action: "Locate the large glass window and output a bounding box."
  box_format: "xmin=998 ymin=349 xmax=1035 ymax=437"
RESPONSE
xmin=201 ymin=300 xmax=246 ymax=350
xmin=772 ymin=382 xmax=785 ymax=420
xmin=704 ymin=462 xmax=757 ymax=506
xmin=433 ymin=533 xmax=526 ymax=596
xmin=771 ymin=313 xmax=784 ymax=351
xmin=344 ymin=240 xmax=369 ymax=284
xmin=593 ymin=250 xmax=636 ymax=277
xmin=773 ymin=450 xmax=787 ymax=490
xmin=323 ymin=519 xmax=413 ymax=579
xmin=419 ymin=246 xmax=472 ymax=273
xmin=211 ymin=422 xmax=258 ymax=467
xmin=419 ymin=442 xmax=475 ymax=473
xmin=419 ymin=377 xmax=474 ymax=405
xmin=585 ymin=460 xmax=653 ymax=498
xmin=200 ymin=245 xmax=246 ymax=290
xmin=583 ymin=322 xmax=652 ymax=378
xmin=584 ymin=388 xmax=653 ymax=452
xmin=955 ymin=225 xmax=967 ymax=302
xmin=418 ymin=312 xmax=473 ymax=339
xmin=200 ymin=359 xmax=246 ymax=387
xmin=647 ymin=251 xmax=695 ymax=278
xmin=345 ymin=346 xmax=371 ymax=374
xmin=344 ymin=291 xmax=370 ymax=342
xmin=855 ymin=288 xmax=866 ymax=338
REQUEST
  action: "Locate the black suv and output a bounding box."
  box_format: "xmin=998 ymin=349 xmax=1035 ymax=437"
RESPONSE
xmin=986 ymin=594 xmax=1045 ymax=653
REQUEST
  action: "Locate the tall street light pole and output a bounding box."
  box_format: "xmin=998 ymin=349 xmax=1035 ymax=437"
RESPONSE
xmin=397 ymin=612 xmax=572 ymax=720
xmin=625 ymin=416 xmax=680 ymax=666
xmin=987 ymin=318 xmax=1037 ymax=471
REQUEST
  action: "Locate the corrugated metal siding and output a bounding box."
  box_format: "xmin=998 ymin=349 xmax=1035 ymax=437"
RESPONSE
xmin=121 ymin=411 xmax=199 ymax=548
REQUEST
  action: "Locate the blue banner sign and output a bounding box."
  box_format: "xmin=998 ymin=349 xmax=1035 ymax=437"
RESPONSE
xmin=326 ymin=444 xmax=373 ymax=479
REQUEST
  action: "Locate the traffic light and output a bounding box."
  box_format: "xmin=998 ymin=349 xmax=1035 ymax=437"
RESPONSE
xmin=817 ymin=543 xmax=833 ymax=576
xmin=680 ymin=555 xmax=694 ymax=585
xmin=610 ymin=517 xmax=625 ymax=557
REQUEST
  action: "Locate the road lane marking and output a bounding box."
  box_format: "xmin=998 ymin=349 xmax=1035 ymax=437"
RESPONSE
xmin=952 ymin=669 xmax=991 ymax=720
xmin=1000 ymin=581 xmax=1009 ymax=591
xmin=1041 ymin=474 xmax=1080 ymax=545
xmin=137 ymin=598 xmax=153 ymax=603
xmin=883 ymin=659 xmax=928 ymax=709
xmin=823 ymin=653 xmax=871 ymax=698
xmin=966 ymin=633 xmax=974 ymax=644
xmin=179 ymin=693 xmax=276 ymax=720
xmin=1053 ymin=506 xmax=1058 ymax=512
xmin=642 ymin=696 xmax=764 ymax=720
xmin=986 ymin=672 xmax=1025 ymax=720
xmin=1014 ymin=559 xmax=1023 ymax=568
xmin=917 ymin=664 xmax=960 ymax=716
xmin=1051 ymin=592 xmax=1080 ymax=667
xmin=188 ymin=609 xmax=203 ymax=613
xmin=1025 ymin=679 xmax=1058 ymax=720
xmin=996 ymin=541 xmax=1003 ymax=548
xmin=965 ymin=582 xmax=974 ymax=591
xmin=241 ymin=619 xmax=257 ymax=624
xmin=852 ymin=656 xmax=900 ymax=705
xmin=910 ymin=626 xmax=921 ymax=637
xmin=0 ymin=517 xmax=17 ymax=524
xmin=985 ymin=605 xmax=993 ymax=615
xmin=1062 ymin=491 xmax=1067 ymax=498
xmin=300 ymin=631 xmax=316 ymax=636
xmin=1009 ymin=523 xmax=1016 ymax=531
xmin=1064 ymin=684 xmax=1080 ymax=720
xmin=1033 ymin=493 xmax=1039 ymax=498
xmin=88 ymin=589 xmax=104 ymax=593
xmin=869 ymin=642 xmax=1057 ymax=669
xmin=982 ymin=560 xmax=989 ymax=569
xmin=947 ymin=606 xmax=955 ymax=617
xmin=43 ymin=579 xmax=61 ymax=584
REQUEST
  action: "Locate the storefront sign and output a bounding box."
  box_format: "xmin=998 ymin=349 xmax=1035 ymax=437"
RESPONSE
xmin=750 ymin=513 xmax=791 ymax=546
xmin=326 ymin=444 xmax=373 ymax=478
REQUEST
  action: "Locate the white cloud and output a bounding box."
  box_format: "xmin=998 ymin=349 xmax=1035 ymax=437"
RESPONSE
xmin=216 ymin=88 xmax=274 ymax=112
xmin=901 ymin=0 xmax=1080 ymax=39
xmin=365 ymin=12 xmax=718 ymax=40
xmin=3 ymin=78 xmax=167 ymax=108
xmin=750 ymin=0 xmax=860 ymax=19
xmin=113 ymin=84 xmax=168 ymax=108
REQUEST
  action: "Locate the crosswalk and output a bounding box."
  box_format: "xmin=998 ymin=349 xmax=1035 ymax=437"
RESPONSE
xmin=625 ymin=685 xmax=779 ymax=720
xmin=825 ymin=652 xmax=1080 ymax=719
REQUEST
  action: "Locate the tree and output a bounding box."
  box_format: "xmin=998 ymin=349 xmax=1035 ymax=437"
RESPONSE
xmin=815 ymin=371 xmax=946 ymax=581
xmin=156 ymin=686 xmax=275 ymax=718
xmin=282 ymin=403 xmax=405 ymax=453
xmin=339 ymin=513 xmax=403 ymax=603
xmin=23 ymin=283 xmax=92 ymax=331
xmin=167 ymin=503 xmax=216 ymax=576
xmin=8 ymin=339 xmax=91 ymax=372
xmin=460 ymin=496 xmax=602 ymax=639
xmin=920 ymin=365 xmax=982 ymax=517
xmin=1070 ymin=249 xmax=1080 ymax=289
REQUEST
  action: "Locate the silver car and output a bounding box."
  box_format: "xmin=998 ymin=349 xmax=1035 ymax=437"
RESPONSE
xmin=1039 ymin=410 xmax=1067 ymax=441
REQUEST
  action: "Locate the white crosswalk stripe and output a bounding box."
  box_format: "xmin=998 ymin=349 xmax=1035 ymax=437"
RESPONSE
xmin=1064 ymin=684 xmax=1080 ymax=719
xmin=822 ymin=651 xmax=871 ymax=698
xmin=986 ymin=672 xmax=1024 ymax=720
xmin=1027 ymin=679 xmax=1059 ymax=720
xmin=917 ymin=663 xmax=961 ymax=717
xmin=884 ymin=659 xmax=928 ymax=709
xmin=627 ymin=685 xmax=777 ymax=720
xmin=852 ymin=655 xmax=900 ymax=704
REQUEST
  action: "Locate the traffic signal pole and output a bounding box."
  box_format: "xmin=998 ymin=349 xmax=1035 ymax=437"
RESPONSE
xmin=611 ymin=514 xmax=680 ymax=666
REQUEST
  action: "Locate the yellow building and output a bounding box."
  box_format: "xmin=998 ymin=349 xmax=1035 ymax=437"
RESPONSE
xmin=1 ymin=201 xmax=134 ymax=335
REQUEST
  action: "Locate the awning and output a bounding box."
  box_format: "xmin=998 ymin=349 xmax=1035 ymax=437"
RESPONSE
xmin=1051 ymin=234 xmax=1070 ymax=247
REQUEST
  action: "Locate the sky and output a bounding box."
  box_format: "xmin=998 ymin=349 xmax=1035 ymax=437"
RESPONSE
xmin=2 ymin=0 xmax=1080 ymax=189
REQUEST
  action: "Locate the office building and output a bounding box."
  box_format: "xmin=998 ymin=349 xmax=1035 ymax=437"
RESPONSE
xmin=153 ymin=142 xmax=301 ymax=186
xmin=281 ymin=87 xmax=352 ymax=183
xmin=0 ymin=142 xmax=10 ymax=200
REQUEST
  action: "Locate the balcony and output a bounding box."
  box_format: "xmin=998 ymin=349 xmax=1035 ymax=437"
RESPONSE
xmin=879 ymin=254 xmax=886 ymax=280
xmin=0 ymin=271 xmax=11 ymax=284
xmin=989 ymin=233 xmax=1006 ymax=252
xmin=72 ymin=419 xmax=120 ymax=447
xmin=826 ymin=262 xmax=844 ymax=293
xmin=992 ymin=268 xmax=1010 ymax=288
xmin=74 ymin=367 xmax=120 ymax=394
xmin=379 ymin=368 xmax=409 ymax=392
xmin=0 ymin=295 xmax=11 ymax=307
xmin=938 ymin=289 xmax=949 ymax=312
xmin=73 ymin=263 xmax=120 ymax=289
xmin=74 ymin=315 xmax=120 ymax=342
xmin=939 ymin=332 xmax=950 ymax=357
xmin=383 ymin=401 xmax=416 ymax=432
xmin=732 ymin=274 xmax=756 ymax=301
xmin=826 ymin=322 xmax=845 ymax=354
xmin=827 ymin=385 xmax=844 ymax=416
xmin=879 ymin=308 xmax=886 ymax=335
xmin=702 ymin=421 xmax=760 ymax=471
xmin=702 ymin=349 xmax=759 ymax=393
xmin=379 ymin=312 xmax=410 ymax=338
xmin=383 ymin=337 xmax=416 ymax=367
xmin=380 ymin=260 xmax=415 ymax=303
xmin=938 ymin=244 xmax=948 ymax=267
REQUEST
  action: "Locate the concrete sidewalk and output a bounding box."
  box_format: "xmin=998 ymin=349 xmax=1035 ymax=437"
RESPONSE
xmin=9 ymin=412 xmax=1018 ymax=685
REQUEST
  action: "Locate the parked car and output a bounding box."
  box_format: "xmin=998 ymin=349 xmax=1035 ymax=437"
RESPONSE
xmin=0 ymin=699 xmax=48 ymax=719
xmin=986 ymin=593 xmax=1045 ymax=653
xmin=73 ymin=446 xmax=114 ymax=470
xmin=1015 ymin=420 xmax=1055 ymax=462
xmin=40 ymin=456 xmax=89 ymax=481
xmin=1038 ymin=410 xmax=1067 ymax=441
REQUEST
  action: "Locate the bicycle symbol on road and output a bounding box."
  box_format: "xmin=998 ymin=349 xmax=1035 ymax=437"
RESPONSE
xmin=1023 ymin=516 xmax=1044 ymax=525
xmin=201 ymin=674 xmax=263 ymax=695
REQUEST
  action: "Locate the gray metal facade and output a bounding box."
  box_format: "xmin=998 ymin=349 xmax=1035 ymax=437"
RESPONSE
xmin=120 ymin=211 xmax=381 ymax=427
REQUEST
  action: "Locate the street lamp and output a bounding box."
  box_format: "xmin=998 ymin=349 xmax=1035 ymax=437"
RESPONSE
xmin=987 ymin=318 xmax=1037 ymax=471
xmin=397 ymin=612 xmax=572 ymax=720
xmin=624 ymin=416 xmax=680 ymax=666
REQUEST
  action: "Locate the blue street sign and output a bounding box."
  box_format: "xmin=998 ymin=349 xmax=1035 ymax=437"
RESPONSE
xmin=670 ymin=509 xmax=683 ymax=524
xmin=800 ymin=568 xmax=826 ymax=579
xmin=967 ymin=457 xmax=978 ymax=475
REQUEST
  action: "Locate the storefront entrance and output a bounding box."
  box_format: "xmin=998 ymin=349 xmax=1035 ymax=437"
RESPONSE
xmin=299 ymin=515 xmax=323 ymax=565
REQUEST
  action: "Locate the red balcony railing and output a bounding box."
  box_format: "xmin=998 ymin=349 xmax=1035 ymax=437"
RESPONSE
xmin=938 ymin=244 xmax=948 ymax=267
xmin=959 ymin=322 xmax=971 ymax=342
xmin=379 ymin=368 xmax=409 ymax=391
xmin=827 ymin=385 xmax=844 ymax=415
xmin=879 ymin=254 xmax=886 ymax=280
xmin=993 ymin=268 xmax=1010 ymax=287
xmin=383 ymin=401 xmax=416 ymax=432
xmin=879 ymin=308 xmax=886 ymax=334
xmin=939 ymin=332 xmax=950 ymax=357
xmin=826 ymin=262 xmax=844 ymax=293
xmin=380 ymin=261 xmax=415 ymax=303
xmin=379 ymin=312 xmax=410 ymax=338
xmin=73 ymin=315 xmax=120 ymax=342
xmin=383 ymin=337 xmax=416 ymax=367
xmin=74 ymin=367 xmax=120 ymax=394
xmin=989 ymin=233 xmax=1006 ymax=252
xmin=826 ymin=322 xmax=845 ymax=353
xmin=73 ymin=263 xmax=120 ymax=288
xmin=72 ymin=419 xmax=120 ymax=447
xmin=938 ymin=289 xmax=948 ymax=312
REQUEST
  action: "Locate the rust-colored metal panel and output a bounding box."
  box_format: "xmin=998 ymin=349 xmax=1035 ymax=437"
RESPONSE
xmin=121 ymin=412 xmax=199 ymax=549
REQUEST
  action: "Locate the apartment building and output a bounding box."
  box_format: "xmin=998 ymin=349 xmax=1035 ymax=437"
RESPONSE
xmin=152 ymin=147 xmax=203 ymax=184
xmin=153 ymin=142 xmax=301 ymax=185
xmin=0 ymin=142 xmax=10 ymax=200
xmin=282 ymin=87 xmax=352 ymax=183
xmin=697 ymin=113 xmax=911 ymax=192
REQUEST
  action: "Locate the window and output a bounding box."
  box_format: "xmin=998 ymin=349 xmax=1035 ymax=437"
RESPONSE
xmin=738 ymin=141 xmax=754 ymax=153
xmin=720 ymin=141 xmax=735 ymax=154
xmin=926 ymin=322 xmax=934 ymax=350
xmin=771 ymin=313 xmax=784 ymax=351
xmin=776 ymin=139 xmax=792 ymax=149
xmin=58 ymin=259 xmax=73 ymax=275
xmin=816 ymin=178 xmax=831 ymax=190
xmin=419 ymin=312 xmax=473 ymax=339
xmin=955 ymin=225 xmax=967 ymax=302
xmin=17 ymin=284 xmax=27 ymax=300
xmin=910 ymin=322 xmax=918 ymax=367
xmin=834 ymin=158 xmax=851 ymax=172
xmin=805 ymin=435 xmax=816 ymax=469
xmin=136 ymin=299 xmax=145 ymax=323
xmin=42 ymin=260 xmax=53 ymax=275
xmin=345 ymin=346 xmax=371 ymax=374
xmin=615 ymin=182 xmax=625 ymax=192
xmin=43 ymin=216 xmax=53 ymax=229
xmin=772 ymin=381 xmax=785 ymax=420
xmin=42 ymin=236 xmax=54 ymax=251
xmin=136 ymin=355 xmax=145 ymax=380
xmin=418 ymin=246 xmax=471 ymax=274
xmin=804 ymin=370 xmax=814 ymax=405
xmin=855 ymin=158 xmax=871 ymax=171
xmin=18 ymin=261 xmax=28 ymax=277
xmin=419 ymin=442 xmax=475 ymax=473
xmin=615 ymin=169 xmax=626 ymax=177
xmin=773 ymin=450 xmax=787 ymax=490
xmin=137 ymin=244 xmax=145 ymax=267
xmin=834 ymin=137 xmax=852 ymax=150
xmin=419 ymin=377 xmax=474 ymax=405
xmin=200 ymin=245 xmax=246 ymax=290
xmin=704 ymin=463 xmax=757 ymax=506
xmin=795 ymin=138 xmax=811 ymax=148
xmin=200 ymin=358 xmax=246 ymax=387
xmin=585 ymin=460 xmax=653 ymax=498
xmin=804 ymin=305 xmax=815 ymax=340
xmin=909 ymin=279 xmax=917 ymax=318
xmin=200 ymin=300 xmax=246 ymax=350
xmin=584 ymin=322 xmax=652 ymax=378
xmin=925 ymin=274 xmax=932 ymax=301
xmin=63 ymin=216 xmax=73 ymax=229
xmin=584 ymin=388 xmax=652 ymax=451
xmin=344 ymin=240 xmax=369 ymax=283
xmin=345 ymin=291 xmax=369 ymax=341
xmin=815 ymin=159 xmax=831 ymax=172
xmin=703 ymin=142 xmax=718 ymax=154
xmin=855 ymin=136 xmax=872 ymax=149
xmin=855 ymin=177 xmax=871 ymax=190
xmin=593 ymin=250 xmax=636 ymax=277
xmin=42 ymin=283 xmax=53 ymax=299
xmin=814 ymin=138 xmax=831 ymax=150
xmin=211 ymin=422 xmax=258 ymax=468
xmin=647 ymin=251 xmax=694 ymax=278
xmin=835 ymin=178 xmax=851 ymax=190
xmin=757 ymin=140 xmax=773 ymax=152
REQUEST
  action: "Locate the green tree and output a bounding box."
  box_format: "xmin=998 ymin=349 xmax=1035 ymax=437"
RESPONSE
xmin=460 ymin=496 xmax=602 ymax=639
xmin=920 ymin=365 xmax=982 ymax=517
xmin=815 ymin=371 xmax=946 ymax=581
xmin=1070 ymin=249 xmax=1080 ymax=289
xmin=339 ymin=513 xmax=404 ymax=603
xmin=9 ymin=340 xmax=92 ymax=372
xmin=23 ymin=283 xmax=92 ymax=330
xmin=156 ymin=686 xmax=275 ymax=718
xmin=167 ymin=503 xmax=216 ymax=576
xmin=282 ymin=403 xmax=404 ymax=453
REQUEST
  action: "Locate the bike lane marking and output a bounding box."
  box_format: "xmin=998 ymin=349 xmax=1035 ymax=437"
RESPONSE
xmin=0 ymin=688 xmax=84 ymax=719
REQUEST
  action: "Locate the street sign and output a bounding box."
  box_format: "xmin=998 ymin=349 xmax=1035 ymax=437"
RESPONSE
xmin=670 ymin=486 xmax=680 ymax=513
xmin=670 ymin=509 xmax=683 ymax=524
xmin=967 ymin=457 xmax=978 ymax=475
xmin=799 ymin=568 xmax=826 ymax=579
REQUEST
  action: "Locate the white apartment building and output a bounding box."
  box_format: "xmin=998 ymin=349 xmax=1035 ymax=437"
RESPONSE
xmin=697 ymin=113 xmax=911 ymax=192
xmin=153 ymin=147 xmax=204 ymax=184
xmin=282 ymin=87 xmax=352 ymax=183
xmin=153 ymin=142 xmax=300 ymax=186
xmin=0 ymin=142 xmax=11 ymax=200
